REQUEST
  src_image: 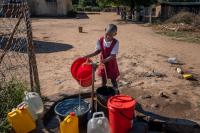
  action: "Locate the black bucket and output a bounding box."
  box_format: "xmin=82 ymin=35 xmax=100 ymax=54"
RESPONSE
xmin=96 ymin=86 xmax=116 ymax=117
xmin=54 ymin=98 xmax=90 ymax=128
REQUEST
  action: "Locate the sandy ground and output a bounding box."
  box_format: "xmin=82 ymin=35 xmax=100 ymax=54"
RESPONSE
xmin=32 ymin=13 xmax=200 ymax=123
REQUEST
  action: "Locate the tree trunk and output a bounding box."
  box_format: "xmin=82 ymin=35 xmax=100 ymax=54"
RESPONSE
xmin=130 ymin=0 xmax=135 ymax=20
xmin=149 ymin=5 xmax=152 ymax=23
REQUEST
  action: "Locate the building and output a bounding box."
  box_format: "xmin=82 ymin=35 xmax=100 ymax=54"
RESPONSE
xmin=0 ymin=0 xmax=73 ymax=16
xmin=28 ymin=0 xmax=72 ymax=16
xmin=142 ymin=1 xmax=200 ymax=22
xmin=137 ymin=5 xmax=161 ymax=22
xmin=159 ymin=1 xmax=200 ymax=20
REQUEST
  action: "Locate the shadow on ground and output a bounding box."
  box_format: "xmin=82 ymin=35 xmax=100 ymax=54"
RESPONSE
xmin=114 ymin=19 xmax=146 ymax=25
xmin=0 ymin=37 xmax=73 ymax=53
xmin=135 ymin=103 xmax=200 ymax=133
xmin=31 ymin=12 xmax=90 ymax=20
xmin=34 ymin=40 xmax=73 ymax=53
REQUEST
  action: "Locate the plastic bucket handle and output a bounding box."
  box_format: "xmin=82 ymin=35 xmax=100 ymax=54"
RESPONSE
xmin=24 ymin=91 xmax=28 ymax=95
xmin=24 ymin=91 xmax=39 ymax=98
xmin=17 ymin=101 xmax=28 ymax=109
xmin=93 ymin=112 xmax=105 ymax=118
xmin=81 ymin=58 xmax=92 ymax=66
xmin=64 ymin=116 xmax=72 ymax=123
xmin=31 ymin=92 xmax=39 ymax=96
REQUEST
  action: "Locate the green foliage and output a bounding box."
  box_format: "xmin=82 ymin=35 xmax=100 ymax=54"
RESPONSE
xmin=73 ymin=4 xmax=78 ymax=10
xmin=96 ymin=0 xmax=112 ymax=8
xmin=96 ymin=0 xmax=158 ymax=9
xmin=85 ymin=6 xmax=92 ymax=11
xmin=91 ymin=6 xmax=101 ymax=12
xmin=165 ymin=0 xmax=200 ymax=2
xmin=76 ymin=6 xmax=101 ymax=12
xmin=135 ymin=0 xmax=157 ymax=6
xmin=72 ymin=0 xmax=79 ymax=4
xmin=78 ymin=0 xmax=96 ymax=7
xmin=0 ymin=79 xmax=26 ymax=133
xmin=77 ymin=7 xmax=84 ymax=11
xmin=79 ymin=0 xmax=88 ymax=7
xmin=161 ymin=31 xmax=200 ymax=44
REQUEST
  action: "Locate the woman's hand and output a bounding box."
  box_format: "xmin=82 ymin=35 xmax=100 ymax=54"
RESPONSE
xmin=100 ymin=59 xmax=106 ymax=64
xmin=102 ymin=55 xmax=116 ymax=64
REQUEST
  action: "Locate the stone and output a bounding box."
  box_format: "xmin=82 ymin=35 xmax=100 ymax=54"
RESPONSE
xmin=144 ymin=71 xmax=167 ymax=78
xmin=165 ymin=99 xmax=173 ymax=102
xmin=172 ymin=91 xmax=178 ymax=95
xmin=54 ymin=79 xmax=65 ymax=85
xmin=159 ymin=91 xmax=169 ymax=98
xmin=131 ymin=81 xmax=144 ymax=87
xmin=119 ymin=80 xmax=130 ymax=87
xmin=151 ymin=103 xmax=159 ymax=108
xmin=142 ymin=95 xmax=152 ymax=99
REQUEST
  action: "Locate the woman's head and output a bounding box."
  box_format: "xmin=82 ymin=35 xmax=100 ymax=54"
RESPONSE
xmin=105 ymin=24 xmax=117 ymax=41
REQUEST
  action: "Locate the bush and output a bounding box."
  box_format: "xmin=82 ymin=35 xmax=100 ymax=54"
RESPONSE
xmin=84 ymin=6 xmax=92 ymax=12
xmin=0 ymin=79 xmax=26 ymax=133
xmin=91 ymin=7 xmax=101 ymax=12
xmin=75 ymin=6 xmax=101 ymax=12
xmin=79 ymin=0 xmax=88 ymax=7
xmin=77 ymin=7 xmax=84 ymax=11
xmin=73 ymin=4 xmax=78 ymax=11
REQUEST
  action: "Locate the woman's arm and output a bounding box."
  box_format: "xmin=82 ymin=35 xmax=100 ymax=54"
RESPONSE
xmin=84 ymin=50 xmax=101 ymax=58
xmin=102 ymin=54 xmax=116 ymax=64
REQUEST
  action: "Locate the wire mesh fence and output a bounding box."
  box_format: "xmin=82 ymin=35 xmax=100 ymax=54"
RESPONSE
xmin=0 ymin=0 xmax=40 ymax=132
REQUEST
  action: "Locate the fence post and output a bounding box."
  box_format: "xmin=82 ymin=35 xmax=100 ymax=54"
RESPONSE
xmin=24 ymin=4 xmax=41 ymax=95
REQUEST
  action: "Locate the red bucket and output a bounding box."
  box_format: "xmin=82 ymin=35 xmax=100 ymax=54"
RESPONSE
xmin=108 ymin=95 xmax=136 ymax=133
xmin=71 ymin=58 xmax=91 ymax=79
xmin=76 ymin=63 xmax=92 ymax=87
xmin=71 ymin=58 xmax=92 ymax=87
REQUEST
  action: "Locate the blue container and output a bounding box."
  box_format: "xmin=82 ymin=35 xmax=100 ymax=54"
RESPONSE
xmin=54 ymin=98 xmax=90 ymax=127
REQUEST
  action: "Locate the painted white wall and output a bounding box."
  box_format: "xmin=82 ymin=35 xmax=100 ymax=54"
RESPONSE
xmin=28 ymin=0 xmax=72 ymax=16
xmin=57 ymin=0 xmax=72 ymax=15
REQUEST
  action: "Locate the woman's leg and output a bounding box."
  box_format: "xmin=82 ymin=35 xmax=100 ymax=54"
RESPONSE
xmin=111 ymin=79 xmax=118 ymax=88
xmin=102 ymin=76 xmax=107 ymax=87
xmin=111 ymin=79 xmax=120 ymax=94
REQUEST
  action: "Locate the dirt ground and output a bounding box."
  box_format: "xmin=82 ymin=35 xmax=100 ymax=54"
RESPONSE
xmin=32 ymin=13 xmax=200 ymax=123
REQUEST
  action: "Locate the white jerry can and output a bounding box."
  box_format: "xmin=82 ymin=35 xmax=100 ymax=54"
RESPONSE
xmin=23 ymin=91 xmax=44 ymax=120
xmin=87 ymin=112 xmax=110 ymax=133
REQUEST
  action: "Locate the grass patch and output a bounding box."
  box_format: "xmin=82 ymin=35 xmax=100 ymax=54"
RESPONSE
xmin=0 ymin=79 xmax=27 ymax=133
xmin=164 ymin=31 xmax=185 ymax=38
xmin=157 ymin=31 xmax=200 ymax=44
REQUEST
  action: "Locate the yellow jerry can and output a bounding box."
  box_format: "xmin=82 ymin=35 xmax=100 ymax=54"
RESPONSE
xmin=183 ymin=74 xmax=193 ymax=79
xmin=60 ymin=112 xmax=79 ymax=133
xmin=7 ymin=106 xmax=36 ymax=133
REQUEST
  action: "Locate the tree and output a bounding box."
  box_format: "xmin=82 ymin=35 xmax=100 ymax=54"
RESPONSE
xmin=96 ymin=0 xmax=158 ymax=14
xmin=96 ymin=0 xmax=112 ymax=8
xmin=96 ymin=0 xmax=158 ymax=22
xmin=96 ymin=0 xmax=136 ymax=16
xmin=78 ymin=0 xmax=97 ymax=7
xmin=135 ymin=0 xmax=157 ymax=7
